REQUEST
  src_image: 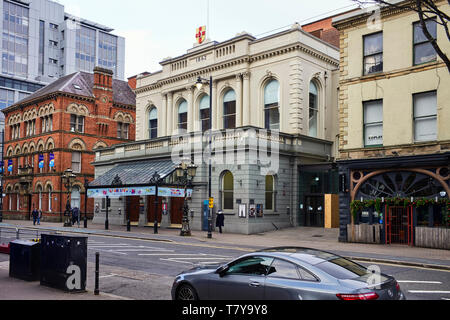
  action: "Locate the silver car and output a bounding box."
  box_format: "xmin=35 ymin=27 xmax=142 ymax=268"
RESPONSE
xmin=171 ymin=247 xmax=405 ymax=300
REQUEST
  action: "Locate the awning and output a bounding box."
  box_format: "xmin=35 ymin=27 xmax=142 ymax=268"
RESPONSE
xmin=89 ymin=159 xmax=177 ymax=188
xmin=88 ymin=159 xmax=192 ymax=198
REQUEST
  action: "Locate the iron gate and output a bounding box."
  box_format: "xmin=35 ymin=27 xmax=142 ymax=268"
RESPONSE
xmin=385 ymin=206 xmax=413 ymax=246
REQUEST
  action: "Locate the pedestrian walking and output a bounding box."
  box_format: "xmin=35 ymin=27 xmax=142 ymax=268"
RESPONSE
xmin=72 ymin=207 xmax=80 ymax=227
xmin=37 ymin=209 xmax=42 ymax=225
xmin=215 ymin=209 xmax=224 ymax=233
xmin=31 ymin=205 xmax=39 ymax=226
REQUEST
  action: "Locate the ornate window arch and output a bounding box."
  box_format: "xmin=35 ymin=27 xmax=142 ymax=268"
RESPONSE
xmin=220 ymin=170 xmax=234 ymax=210
xmin=263 ymin=78 xmax=280 ymax=131
xmin=93 ymin=141 xmax=108 ymax=150
xmin=308 ymin=80 xmax=320 ymax=138
xmin=148 ymin=106 xmax=158 ymax=139
xmin=68 ymin=138 xmax=86 ymax=151
xmin=223 ymin=89 xmax=236 ymax=129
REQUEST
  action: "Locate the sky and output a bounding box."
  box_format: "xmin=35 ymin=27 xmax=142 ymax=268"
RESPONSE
xmin=56 ymin=0 xmax=356 ymax=78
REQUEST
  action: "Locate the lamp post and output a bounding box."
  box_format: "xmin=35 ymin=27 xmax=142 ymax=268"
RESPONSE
xmin=149 ymin=172 xmax=164 ymax=234
xmin=61 ymin=168 xmax=76 ymax=227
xmin=176 ymin=162 xmax=197 ymax=237
xmin=195 ymin=76 xmax=213 ymax=239
xmin=84 ymin=178 xmax=89 ymax=228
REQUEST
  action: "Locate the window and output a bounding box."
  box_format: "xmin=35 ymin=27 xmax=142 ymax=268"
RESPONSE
xmin=363 ymin=32 xmax=383 ymax=75
xmin=413 ymin=19 xmax=437 ymax=65
xmin=199 ymin=95 xmax=210 ymax=132
xmin=222 ymin=171 xmax=234 ymax=210
xmin=178 ymin=100 xmax=188 ymax=130
xmin=227 ymin=256 xmax=274 ymax=276
xmin=48 ymin=186 xmax=52 ymax=212
xmin=414 ymin=91 xmax=437 ymax=142
xmin=71 ymin=187 xmax=80 ymax=209
xmin=315 ymin=257 xmax=368 ymax=280
xmin=309 ymin=81 xmax=319 ymax=137
xmin=117 ymin=122 xmax=129 ymax=139
xmin=148 ymin=107 xmax=158 ymax=138
xmin=363 ymin=100 xmax=383 ymax=147
xmin=49 ymin=58 xmax=58 ymax=64
xmin=265 ymin=175 xmax=275 ymax=211
xmin=267 ymin=259 xmax=300 ymax=280
xmin=71 ymin=151 xmax=81 ymax=173
xmin=70 ymin=114 xmax=84 ymax=133
xmin=37 ymin=185 xmax=43 ymax=210
xmin=49 ymin=23 xmax=58 ymax=30
xmin=41 ymin=115 xmax=53 ymax=133
xmin=264 ymin=79 xmax=280 ymax=130
xmin=223 ymin=89 xmax=236 ymax=129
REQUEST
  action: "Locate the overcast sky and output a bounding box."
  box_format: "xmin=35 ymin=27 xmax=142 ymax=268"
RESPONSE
xmin=57 ymin=0 xmax=356 ymax=78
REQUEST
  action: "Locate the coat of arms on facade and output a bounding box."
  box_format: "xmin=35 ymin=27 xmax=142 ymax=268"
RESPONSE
xmin=196 ymin=26 xmax=206 ymax=44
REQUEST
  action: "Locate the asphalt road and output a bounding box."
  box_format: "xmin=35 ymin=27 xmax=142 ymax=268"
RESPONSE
xmin=1 ymin=232 xmax=449 ymax=300
xmin=83 ymin=234 xmax=450 ymax=300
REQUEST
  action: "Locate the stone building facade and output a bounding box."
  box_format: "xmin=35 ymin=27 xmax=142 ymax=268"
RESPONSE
xmin=333 ymin=1 xmax=450 ymax=249
xmin=90 ymin=23 xmax=341 ymax=234
xmin=2 ymin=67 xmax=135 ymax=222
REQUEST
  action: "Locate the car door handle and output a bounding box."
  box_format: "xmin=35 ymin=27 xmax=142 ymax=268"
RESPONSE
xmin=249 ymin=281 xmax=261 ymax=287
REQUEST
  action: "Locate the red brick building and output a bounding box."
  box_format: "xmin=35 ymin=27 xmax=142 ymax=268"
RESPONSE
xmin=2 ymin=67 xmax=136 ymax=222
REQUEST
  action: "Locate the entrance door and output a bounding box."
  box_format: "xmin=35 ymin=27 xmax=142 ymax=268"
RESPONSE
xmin=170 ymin=198 xmax=184 ymax=225
xmin=147 ymin=196 xmax=162 ymax=225
xmin=386 ymin=206 xmax=413 ymax=245
xmin=304 ymin=196 xmax=324 ymax=227
xmin=126 ymin=196 xmax=140 ymax=223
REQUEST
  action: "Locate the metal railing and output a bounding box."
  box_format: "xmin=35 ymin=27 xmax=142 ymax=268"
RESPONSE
xmin=0 ymin=227 xmax=43 ymax=245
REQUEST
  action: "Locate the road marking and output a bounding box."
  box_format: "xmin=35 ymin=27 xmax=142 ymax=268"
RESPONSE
xmin=442 ymin=298 xmax=450 ymax=300
xmin=138 ymin=253 xmax=230 ymax=257
xmin=398 ymin=280 xmax=442 ymax=284
xmin=408 ymin=290 xmax=450 ymax=294
xmin=111 ymin=249 xmax=174 ymax=252
xmin=99 ymin=273 xmax=118 ymax=279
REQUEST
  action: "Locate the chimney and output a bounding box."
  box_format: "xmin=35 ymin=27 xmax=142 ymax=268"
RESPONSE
xmin=93 ymin=67 xmax=114 ymax=119
xmin=93 ymin=66 xmax=113 ymax=93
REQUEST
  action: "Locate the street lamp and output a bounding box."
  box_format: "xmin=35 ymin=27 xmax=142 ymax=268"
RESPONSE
xmin=62 ymin=168 xmax=76 ymax=227
xmin=149 ymin=172 xmax=164 ymax=234
xmin=176 ymin=162 xmax=197 ymax=237
xmin=195 ymin=76 xmax=213 ymax=239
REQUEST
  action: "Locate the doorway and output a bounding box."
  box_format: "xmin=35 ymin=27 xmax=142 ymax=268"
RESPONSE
xmin=303 ymin=195 xmax=324 ymax=227
xmin=386 ymin=206 xmax=413 ymax=245
xmin=126 ymin=196 xmax=140 ymax=223
xmin=170 ymin=198 xmax=184 ymax=225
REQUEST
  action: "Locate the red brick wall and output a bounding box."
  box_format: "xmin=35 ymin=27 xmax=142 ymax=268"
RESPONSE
xmin=2 ymin=79 xmax=136 ymax=221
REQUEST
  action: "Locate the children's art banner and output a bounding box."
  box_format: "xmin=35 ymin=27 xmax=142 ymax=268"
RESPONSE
xmin=87 ymin=186 xmax=193 ymax=198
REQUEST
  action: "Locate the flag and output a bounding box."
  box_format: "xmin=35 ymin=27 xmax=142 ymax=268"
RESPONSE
xmin=49 ymin=153 xmax=55 ymax=168
xmin=39 ymin=154 xmax=44 ymax=169
xmin=196 ymin=26 xmax=206 ymax=44
xmin=8 ymin=159 xmax=12 ymax=172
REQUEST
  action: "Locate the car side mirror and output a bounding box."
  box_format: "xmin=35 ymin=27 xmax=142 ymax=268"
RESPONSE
xmin=216 ymin=264 xmax=229 ymax=277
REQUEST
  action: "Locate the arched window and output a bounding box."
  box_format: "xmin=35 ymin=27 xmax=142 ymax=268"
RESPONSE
xmin=265 ymin=175 xmax=275 ymax=211
xmin=309 ymin=81 xmax=319 ymax=137
xmin=178 ymin=100 xmax=188 ymax=130
xmin=199 ymin=95 xmax=210 ymax=132
xmin=222 ymin=171 xmax=234 ymax=210
xmin=71 ymin=186 xmax=81 ymax=209
xmin=48 ymin=186 xmax=52 ymax=212
xmin=37 ymin=185 xmax=43 ymax=210
xmin=223 ymin=89 xmax=236 ymax=129
xmin=264 ymin=79 xmax=280 ymax=130
xmin=148 ymin=107 xmax=158 ymax=138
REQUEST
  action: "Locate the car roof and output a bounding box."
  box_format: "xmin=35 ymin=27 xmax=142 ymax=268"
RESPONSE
xmin=256 ymin=247 xmax=342 ymax=266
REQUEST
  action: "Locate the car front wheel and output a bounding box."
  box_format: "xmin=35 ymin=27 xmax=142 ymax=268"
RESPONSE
xmin=176 ymin=284 xmax=198 ymax=300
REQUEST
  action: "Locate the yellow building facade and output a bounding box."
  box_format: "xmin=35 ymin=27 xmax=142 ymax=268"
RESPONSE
xmin=333 ymin=0 xmax=450 ymax=249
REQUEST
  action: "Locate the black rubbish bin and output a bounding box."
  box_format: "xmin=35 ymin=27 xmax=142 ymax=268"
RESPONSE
xmin=40 ymin=234 xmax=88 ymax=292
xmin=9 ymin=240 xmax=41 ymax=281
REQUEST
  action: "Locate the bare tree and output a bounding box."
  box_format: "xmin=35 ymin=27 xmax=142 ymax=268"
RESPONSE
xmin=353 ymin=0 xmax=450 ymax=72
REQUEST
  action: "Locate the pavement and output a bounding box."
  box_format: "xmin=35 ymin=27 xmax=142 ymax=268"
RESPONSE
xmin=0 ymin=219 xmax=449 ymax=300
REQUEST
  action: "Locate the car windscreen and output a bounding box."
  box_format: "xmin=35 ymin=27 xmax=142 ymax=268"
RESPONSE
xmin=315 ymin=257 xmax=368 ymax=280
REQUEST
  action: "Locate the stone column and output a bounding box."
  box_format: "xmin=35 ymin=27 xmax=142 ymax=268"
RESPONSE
xmin=235 ymin=73 xmax=243 ymax=128
xmin=187 ymin=86 xmax=194 ymax=132
xmin=161 ymin=93 xmax=167 ymax=137
xmin=212 ymin=80 xmax=218 ymax=130
xmin=242 ymin=71 xmax=251 ymax=126
xmin=167 ymin=92 xmax=173 ymax=136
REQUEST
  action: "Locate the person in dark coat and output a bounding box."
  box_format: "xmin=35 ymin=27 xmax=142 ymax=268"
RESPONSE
xmin=31 ymin=205 xmax=39 ymax=226
xmin=72 ymin=207 xmax=80 ymax=227
xmin=215 ymin=210 xmax=224 ymax=233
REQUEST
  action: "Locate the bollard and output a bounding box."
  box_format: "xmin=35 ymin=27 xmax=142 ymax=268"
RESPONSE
xmin=16 ymin=228 xmax=19 ymax=239
xmin=94 ymin=252 xmax=99 ymax=295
